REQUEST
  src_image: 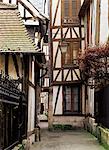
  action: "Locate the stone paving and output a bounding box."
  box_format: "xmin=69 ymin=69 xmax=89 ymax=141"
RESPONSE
xmin=30 ymin=122 xmax=106 ymax=150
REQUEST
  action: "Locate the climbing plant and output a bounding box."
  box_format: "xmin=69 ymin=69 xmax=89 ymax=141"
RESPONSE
xmin=78 ymin=43 xmax=109 ymax=88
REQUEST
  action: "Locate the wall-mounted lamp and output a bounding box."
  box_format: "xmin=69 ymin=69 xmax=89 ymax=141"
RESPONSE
xmin=60 ymin=43 xmax=68 ymax=53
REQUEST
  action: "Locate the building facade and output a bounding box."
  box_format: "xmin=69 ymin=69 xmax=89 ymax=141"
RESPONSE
xmin=49 ymin=0 xmax=85 ymax=128
xmin=79 ymin=0 xmax=109 ymax=128
xmin=0 ymin=2 xmax=46 ymax=149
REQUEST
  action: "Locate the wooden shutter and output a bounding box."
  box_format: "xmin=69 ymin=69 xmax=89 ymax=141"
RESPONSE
xmin=62 ymin=0 xmax=80 ymax=24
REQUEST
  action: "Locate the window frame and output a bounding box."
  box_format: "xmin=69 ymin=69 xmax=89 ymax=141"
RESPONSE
xmin=62 ymin=0 xmax=80 ymax=25
xmin=62 ymin=41 xmax=80 ymax=66
xmin=63 ymin=85 xmax=81 ymax=115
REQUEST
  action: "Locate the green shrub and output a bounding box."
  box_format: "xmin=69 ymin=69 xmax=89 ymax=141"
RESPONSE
xmin=53 ymin=124 xmax=73 ymax=131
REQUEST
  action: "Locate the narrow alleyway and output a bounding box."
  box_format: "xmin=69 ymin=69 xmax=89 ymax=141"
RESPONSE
xmin=30 ymin=122 xmax=105 ymax=150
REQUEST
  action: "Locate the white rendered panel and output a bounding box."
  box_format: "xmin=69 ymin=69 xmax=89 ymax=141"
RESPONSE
xmin=18 ymin=3 xmax=24 ymax=18
xmin=88 ymin=85 xmax=94 ymax=116
xmin=63 ymin=28 xmax=68 ymax=38
xmin=52 ymin=0 xmax=59 ymax=25
xmin=53 ymin=42 xmax=59 ymax=66
xmin=66 ymin=70 xmax=71 ymax=81
xmin=81 ymin=0 xmax=84 ymax=6
xmin=91 ymin=0 xmax=96 ymax=45
xmin=3 ymin=0 xmax=9 ymax=3
xmin=53 ymin=70 xmax=59 ymax=80
xmin=52 ymin=29 xmax=61 ymax=39
xmin=81 ymin=40 xmax=85 ymax=52
xmin=100 ymin=0 xmax=108 ymax=44
xmin=81 ymin=27 xmax=85 ymax=38
xmin=72 ymin=29 xmax=77 ymax=38
xmin=64 ymin=69 xmax=69 ymax=80
xmin=56 ymin=71 xmax=62 ymax=81
xmin=55 ymin=0 xmax=61 ymax=26
xmin=53 ymin=86 xmax=62 ymax=115
xmin=74 ymin=27 xmax=80 ymax=37
xmin=66 ymin=28 xmax=70 ymax=38
xmin=55 ymin=45 xmax=61 ymax=68
xmin=44 ymin=78 xmax=49 ymax=87
xmin=11 ymin=0 xmax=17 ymax=4
xmin=28 ymin=86 xmax=35 ymax=144
xmin=52 ymin=29 xmax=59 ymax=38
xmin=73 ymin=71 xmax=78 ymax=80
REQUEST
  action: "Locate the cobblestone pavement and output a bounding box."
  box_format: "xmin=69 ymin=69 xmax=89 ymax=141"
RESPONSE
xmin=30 ymin=123 xmax=105 ymax=150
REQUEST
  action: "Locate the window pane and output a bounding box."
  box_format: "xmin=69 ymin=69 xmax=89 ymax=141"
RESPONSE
xmin=64 ymin=0 xmax=69 ymax=17
xmin=72 ymin=0 xmax=77 ymax=17
xmin=64 ymin=86 xmax=80 ymax=113
xmin=72 ymin=87 xmax=79 ymax=112
xmin=64 ymin=86 xmax=71 ymax=111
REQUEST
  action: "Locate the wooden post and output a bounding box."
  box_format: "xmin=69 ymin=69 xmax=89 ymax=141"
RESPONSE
xmin=95 ymin=0 xmax=100 ymax=45
xmin=48 ymin=87 xmax=53 ymax=130
xmin=48 ymin=0 xmax=53 ymax=130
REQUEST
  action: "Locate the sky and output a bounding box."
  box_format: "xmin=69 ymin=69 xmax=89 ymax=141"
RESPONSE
xmin=29 ymin=0 xmax=48 ymax=15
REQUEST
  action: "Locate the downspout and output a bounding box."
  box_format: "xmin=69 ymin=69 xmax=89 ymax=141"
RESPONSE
xmin=34 ymin=56 xmax=38 ymax=142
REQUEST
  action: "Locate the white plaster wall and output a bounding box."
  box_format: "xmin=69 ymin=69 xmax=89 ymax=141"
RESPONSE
xmin=52 ymin=0 xmax=61 ymax=26
xmin=3 ymin=0 xmax=9 ymax=3
xmin=88 ymin=85 xmax=94 ymax=116
xmin=44 ymin=78 xmax=49 ymax=87
xmin=52 ymin=29 xmax=61 ymax=39
xmin=18 ymin=3 xmax=24 ymax=18
xmin=53 ymin=70 xmax=62 ymax=81
xmin=53 ymin=86 xmax=62 ymax=115
xmin=55 ymin=48 xmax=61 ymax=68
xmin=91 ymin=0 xmax=97 ymax=46
xmin=53 ymin=42 xmax=59 ymax=66
xmin=73 ymin=69 xmax=80 ymax=81
xmin=84 ymin=13 xmax=88 ymax=47
xmin=52 ymin=41 xmax=61 ymax=68
xmin=11 ymin=0 xmax=17 ymax=4
xmin=64 ymin=69 xmax=69 ymax=80
xmin=81 ymin=0 xmax=84 ymax=6
xmin=66 ymin=71 xmax=71 ymax=81
xmin=65 ymin=29 xmax=71 ymax=38
xmin=28 ymin=86 xmax=35 ymax=144
xmin=100 ymin=0 xmax=108 ymax=44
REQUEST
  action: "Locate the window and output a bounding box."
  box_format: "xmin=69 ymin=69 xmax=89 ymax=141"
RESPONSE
xmin=62 ymin=0 xmax=80 ymax=24
xmin=63 ymin=86 xmax=81 ymax=114
xmin=62 ymin=41 xmax=80 ymax=65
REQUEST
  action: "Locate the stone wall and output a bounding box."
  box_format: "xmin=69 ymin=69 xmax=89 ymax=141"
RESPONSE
xmin=53 ymin=116 xmax=85 ymax=128
xmin=84 ymin=117 xmax=109 ymax=149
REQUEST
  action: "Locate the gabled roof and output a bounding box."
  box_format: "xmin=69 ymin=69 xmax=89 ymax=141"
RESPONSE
xmin=0 ymin=2 xmax=37 ymax=52
xmin=18 ymin=0 xmax=49 ymax=20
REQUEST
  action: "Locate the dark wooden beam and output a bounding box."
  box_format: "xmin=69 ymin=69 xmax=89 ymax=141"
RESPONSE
xmin=52 ymin=81 xmax=82 ymax=86
xmin=5 ymin=53 xmax=9 ymax=75
xmin=12 ymin=54 xmax=20 ymax=78
xmin=53 ymin=86 xmax=61 ymax=114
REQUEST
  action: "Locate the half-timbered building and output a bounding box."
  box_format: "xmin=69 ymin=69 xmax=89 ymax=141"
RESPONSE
xmin=49 ymin=0 xmax=85 ymax=128
xmin=0 ymin=2 xmax=46 ymax=149
xmin=79 ymin=0 xmax=109 ymax=129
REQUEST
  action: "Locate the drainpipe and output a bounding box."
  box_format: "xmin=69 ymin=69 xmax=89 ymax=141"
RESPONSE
xmin=34 ymin=56 xmax=38 ymax=142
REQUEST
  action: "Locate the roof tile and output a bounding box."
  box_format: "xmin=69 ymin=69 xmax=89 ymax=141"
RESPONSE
xmin=0 ymin=2 xmax=37 ymax=52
